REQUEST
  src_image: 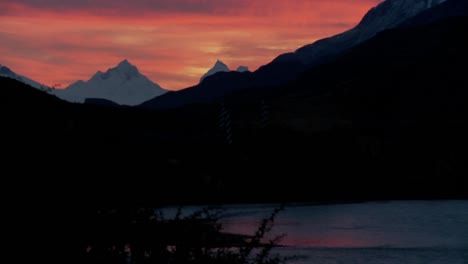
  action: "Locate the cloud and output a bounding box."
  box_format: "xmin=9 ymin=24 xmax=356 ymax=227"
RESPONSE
xmin=0 ymin=0 xmax=383 ymax=90
xmin=1 ymin=0 xmax=381 ymax=17
xmin=0 ymin=0 xmax=252 ymax=16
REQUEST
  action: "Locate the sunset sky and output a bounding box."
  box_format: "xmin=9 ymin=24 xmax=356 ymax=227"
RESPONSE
xmin=0 ymin=0 xmax=382 ymax=90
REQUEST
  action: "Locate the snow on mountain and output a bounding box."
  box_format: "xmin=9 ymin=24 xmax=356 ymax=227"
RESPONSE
xmin=53 ymin=60 xmax=167 ymax=106
xmin=353 ymin=0 xmax=448 ymax=42
xmin=200 ymin=60 xmax=230 ymax=83
xmin=236 ymin=66 xmax=250 ymax=72
xmin=280 ymin=0 xmax=448 ymax=65
xmin=0 ymin=64 xmax=53 ymax=93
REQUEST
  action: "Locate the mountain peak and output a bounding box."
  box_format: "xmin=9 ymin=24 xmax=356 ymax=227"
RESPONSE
xmin=116 ymin=59 xmax=138 ymax=73
xmin=200 ymin=60 xmax=230 ymax=82
xmin=118 ymin=59 xmax=132 ymax=67
xmin=0 ymin=65 xmax=14 ymax=75
xmin=214 ymin=60 xmax=228 ymax=67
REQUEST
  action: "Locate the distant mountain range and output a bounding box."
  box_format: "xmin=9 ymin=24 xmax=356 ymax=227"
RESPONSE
xmin=1 ymin=0 xmax=461 ymax=110
xmin=53 ymin=60 xmax=167 ymax=106
xmin=2 ymin=59 xmax=250 ymax=106
xmin=140 ymin=0 xmax=454 ymax=110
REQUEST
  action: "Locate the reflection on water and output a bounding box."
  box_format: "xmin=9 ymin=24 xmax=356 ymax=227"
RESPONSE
xmin=221 ymin=201 xmax=468 ymax=248
xmin=163 ymin=201 xmax=468 ymax=263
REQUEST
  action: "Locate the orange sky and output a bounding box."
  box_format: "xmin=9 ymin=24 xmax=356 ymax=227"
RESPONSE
xmin=0 ymin=0 xmax=382 ymax=90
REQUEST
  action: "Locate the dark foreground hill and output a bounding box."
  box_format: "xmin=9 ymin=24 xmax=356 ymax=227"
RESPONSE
xmin=2 ymin=16 xmax=468 ymax=209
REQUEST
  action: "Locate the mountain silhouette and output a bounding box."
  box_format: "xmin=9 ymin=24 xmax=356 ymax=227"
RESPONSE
xmin=288 ymin=0 xmax=449 ymax=66
xmin=236 ymin=66 xmax=250 ymax=72
xmin=140 ymin=0 xmax=451 ymax=110
xmin=200 ymin=60 xmax=230 ymax=83
xmin=0 ymin=65 xmax=53 ymax=93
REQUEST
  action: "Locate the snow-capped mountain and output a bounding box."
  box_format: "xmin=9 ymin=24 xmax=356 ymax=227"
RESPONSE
xmin=200 ymin=60 xmax=230 ymax=83
xmin=0 ymin=64 xmax=53 ymax=93
xmin=277 ymin=0 xmax=448 ymax=65
xmin=54 ymin=60 xmax=167 ymax=106
xmin=236 ymin=66 xmax=250 ymax=72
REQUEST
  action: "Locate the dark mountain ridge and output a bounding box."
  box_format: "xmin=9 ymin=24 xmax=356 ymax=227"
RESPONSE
xmin=140 ymin=0 xmax=456 ymax=110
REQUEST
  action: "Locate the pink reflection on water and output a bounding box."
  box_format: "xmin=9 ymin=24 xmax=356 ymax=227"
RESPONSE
xmin=281 ymin=237 xmax=373 ymax=248
xmin=223 ymin=218 xmax=371 ymax=248
xmin=221 ymin=202 xmax=468 ymax=249
xmin=197 ymin=201 xmax=468 ymax=251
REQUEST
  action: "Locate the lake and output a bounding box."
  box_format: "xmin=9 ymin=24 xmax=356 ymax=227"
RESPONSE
xmin=163 ymin=200 xmax=468 ymax=264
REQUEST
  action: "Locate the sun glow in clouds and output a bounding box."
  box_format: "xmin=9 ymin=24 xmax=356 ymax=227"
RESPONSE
xmin=0 ymin=0 xmax=382 ymax=90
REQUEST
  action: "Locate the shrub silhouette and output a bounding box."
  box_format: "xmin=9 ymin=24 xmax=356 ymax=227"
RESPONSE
xmin=79 ymin=205 xmax=288 ymax=264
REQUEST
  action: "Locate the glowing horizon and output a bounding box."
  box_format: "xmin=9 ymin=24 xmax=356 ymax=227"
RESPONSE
xmin=0 ymin=0 xmax=382 ymax=90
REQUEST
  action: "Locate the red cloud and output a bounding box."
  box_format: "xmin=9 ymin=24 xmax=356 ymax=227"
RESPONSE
xmin=0 ymin=0 xmax=382 ymax=90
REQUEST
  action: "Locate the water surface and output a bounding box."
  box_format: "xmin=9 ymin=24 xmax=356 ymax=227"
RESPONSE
xmin=164 ymin=200 xmax=468 ymax=263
